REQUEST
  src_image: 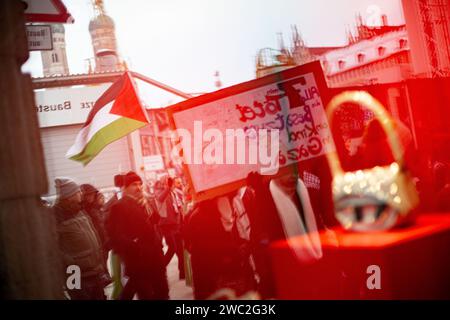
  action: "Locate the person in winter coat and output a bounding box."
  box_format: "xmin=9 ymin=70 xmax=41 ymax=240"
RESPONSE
xmin=184 ymin=196 xmax=256 ymax=299
xmin=242 ymin=172 xmax=286 ymax=299
xmin=156 ymin=177 xmax=185 ymax=279
xmin=107 ymin=172 xmax=169 ymax=300
xmin=52 ymin=177 xmax=109 ymax=300
xmin=103 ymin=173 xmax=126 ymax=300
xmin=80 ymin=184 xmax=109 ymax=264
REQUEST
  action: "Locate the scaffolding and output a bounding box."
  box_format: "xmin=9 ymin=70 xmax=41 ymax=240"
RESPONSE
xmin=418 ymin=0 xmax=450 ymax=77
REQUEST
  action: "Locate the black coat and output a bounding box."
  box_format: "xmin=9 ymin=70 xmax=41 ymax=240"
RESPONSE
xmin=107 ymin=195 xmax=163 ymax=275
xmin=184 ymin=200 xmax=254 ymax=299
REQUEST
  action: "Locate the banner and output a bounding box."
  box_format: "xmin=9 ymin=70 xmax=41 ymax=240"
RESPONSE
xmin=167 ymin=61 xmax=334 ymax=200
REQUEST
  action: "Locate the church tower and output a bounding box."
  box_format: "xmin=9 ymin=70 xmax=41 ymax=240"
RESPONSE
xmin=40 ymin=24 xmax=70 ymax=76
xmin=89 ymin=0 xmax=124 ymax=72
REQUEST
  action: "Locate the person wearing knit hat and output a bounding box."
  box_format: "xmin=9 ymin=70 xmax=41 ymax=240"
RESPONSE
xmin=80 ymin=183 xmax=98 ymax=195
xmin=123 ymin=171 xmax=143 ymax=189
xmin=108 ymin=171 xmax=169 ymax=299
xmin=81 ymin=184 xmax=105 ymax=211
xmin=54 ymin=177 xmax=83 ymax=215
xmin=55 ymin=177 xmax=81 ymax=200
xmin=104 ymin=173 xmax=127 ymax=300
xmin=114 ymin=174 xmax=125 ymax=189
xmin=80 ymin=183 xmax=109 ymax=285
xmin=120 ymin=171 xmax=144 ymax=203
xmin=52 ymin=177 xmax=109 ymax=300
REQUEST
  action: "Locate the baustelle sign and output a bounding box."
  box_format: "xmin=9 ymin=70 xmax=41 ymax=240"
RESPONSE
xmin=34 ymin=84 xmax=110 ymax=128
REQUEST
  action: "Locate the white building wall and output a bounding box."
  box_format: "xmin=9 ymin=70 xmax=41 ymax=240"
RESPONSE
xmin=41 ymin=125 xmax=132 ymax=196
xmin=322 ymin=29 xmax=409 ymax=76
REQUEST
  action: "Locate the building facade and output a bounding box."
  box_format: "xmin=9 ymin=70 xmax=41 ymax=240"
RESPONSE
xmin=254 ymin=16 xmax=418 ymax=169
xmin=35 ymin=1 xmax=132 ymax=196
xmin=89 ymin=0 xmax=124 ymax=72
xmin=33 ymin=74 xmax=135 ymax=196
xmin=320 ymin=24 xmax=411 ymax=87
xmin=402 ymin=0 xmax=450 ymax=77
xmin=258 ymin=1 xmax=450 ymax=83
xmin=40 ymin=24 xmax=69 ymax=76
xmin=285 ymin=17 xmax=412 ymax=87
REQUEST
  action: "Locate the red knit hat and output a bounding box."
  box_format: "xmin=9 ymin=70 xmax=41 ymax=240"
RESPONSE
xmin=123 ymin=171 xmax=142 ymax=188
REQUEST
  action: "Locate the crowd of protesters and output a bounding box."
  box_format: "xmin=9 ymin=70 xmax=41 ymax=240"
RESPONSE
xmin=47 ymin=164 xmax=340 ymax=300
xmin=46 ymin=150 xmax=450 ymax=300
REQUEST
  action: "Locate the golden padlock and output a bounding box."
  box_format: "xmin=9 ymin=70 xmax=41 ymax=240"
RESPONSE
xmin=326 ymin=91 xmax=419 ymax=232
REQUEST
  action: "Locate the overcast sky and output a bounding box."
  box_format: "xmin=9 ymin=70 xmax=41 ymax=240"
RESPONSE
xmin=23 ymin=0 xmax=404 ymax=106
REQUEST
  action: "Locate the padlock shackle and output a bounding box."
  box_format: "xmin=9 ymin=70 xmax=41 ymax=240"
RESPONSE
xmin=325 ymin=91 xmax=405 ymax=176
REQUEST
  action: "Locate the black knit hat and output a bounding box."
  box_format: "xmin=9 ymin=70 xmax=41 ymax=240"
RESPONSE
xmin=123 ymin=171 xmax=142 ymax=188
xmin=114 ymin=174 xmax=125 ymax=188
xmin=80 ymin=184 xmax=99 ymax=195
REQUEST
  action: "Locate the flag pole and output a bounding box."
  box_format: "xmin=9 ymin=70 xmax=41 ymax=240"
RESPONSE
xmin=131 ymin=71 xmax=193 ymax=100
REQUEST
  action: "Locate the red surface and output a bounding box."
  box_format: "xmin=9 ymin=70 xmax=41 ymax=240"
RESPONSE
xmin=270 ymin=213 xmax=450 ymax=299
xmin=25 ymin=0 xmax=74 ymax=24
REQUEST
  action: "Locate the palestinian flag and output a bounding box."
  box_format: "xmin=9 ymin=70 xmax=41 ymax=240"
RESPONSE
xmin=66 ymin=72 xmax=149 ymax=165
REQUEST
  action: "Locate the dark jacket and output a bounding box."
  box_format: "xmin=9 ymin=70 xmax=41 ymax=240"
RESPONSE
xmin=83 ymin=204 xmax=107 ymax=250
xmin=107 ymin=195 xmax=163 ymax=275
xmin=245 ymin=173 xmax=286 ymax=243
xmin=53 ymin=206 xmax=106 ymax=280
xmin=184 ymin=199 xmax=254 ymax=299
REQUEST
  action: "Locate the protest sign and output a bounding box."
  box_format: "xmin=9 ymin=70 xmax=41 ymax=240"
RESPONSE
xmin=167 ymin=61 xmax=334 ymax=200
